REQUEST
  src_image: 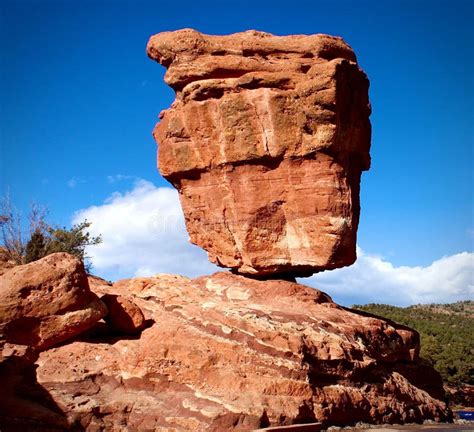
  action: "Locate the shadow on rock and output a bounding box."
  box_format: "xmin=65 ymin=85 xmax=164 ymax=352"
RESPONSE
xmin=0 ymin=351 xmax=83 ymax=432
xmin=75 ymin=318 xmax=155 ymax=344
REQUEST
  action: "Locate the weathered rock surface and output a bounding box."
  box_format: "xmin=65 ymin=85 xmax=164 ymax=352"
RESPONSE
xmin=0 ymin=343 xmax=70 ymax=432
xmin=87 ymin=274 xmax=113 ymax=295
xmin=148 ymin=29 xmax=371 ymax=276
xmin=102 ymin=294 xmax=146 ymax=334
xmin=32 ymin=272 xmax=450 ymax=431
xmin=0 ymin=253 xmax=107 ymax=350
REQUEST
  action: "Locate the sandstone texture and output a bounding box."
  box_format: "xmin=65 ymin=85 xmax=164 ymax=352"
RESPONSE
xmin=0 ymin=342 xmax=71 ymax=432
xmin=25 ymin=272 xmax=450 ymax=431
xmin=101 ymin=294 xmax=146 ymax=334
xmin=0 ymin=253 xmax=107 ymax=351
xmin=148 ymin=29 xmax=371 ymax=276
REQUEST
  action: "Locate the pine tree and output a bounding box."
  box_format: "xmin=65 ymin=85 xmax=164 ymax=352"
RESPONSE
xmin=45 ymin=221 xmax=102 ymax=272
xmin=24 ymin=229 xmax=47 ymax=263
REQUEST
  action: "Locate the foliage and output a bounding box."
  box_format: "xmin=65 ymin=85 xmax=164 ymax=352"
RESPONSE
xmin=1 ymin=195 xmax=101 ymax=271
xmin=353 ymin=301 xmax=474 ymax=387
xmin=43 ymin=222 xmax=102 ymax=271
xmin=24 ymin=228 xmax=47 ymax=263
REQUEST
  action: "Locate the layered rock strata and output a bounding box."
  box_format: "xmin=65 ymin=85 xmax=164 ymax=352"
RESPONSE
xmin=31 ymin=272 xmax=449 ymax=431
xmin=148 ymin=29 xmax=371 ymax=276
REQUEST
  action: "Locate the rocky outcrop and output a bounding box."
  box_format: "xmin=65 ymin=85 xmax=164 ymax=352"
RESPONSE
xmin=0 ymin=343 xmax=70 ymax=432
xmin=0 ymin=253 xmax=107 ymax=351
xmin=148 ymin=29 xmax=371 ymax=277
xmin=34 ymin=272 xmax=450 ymax=431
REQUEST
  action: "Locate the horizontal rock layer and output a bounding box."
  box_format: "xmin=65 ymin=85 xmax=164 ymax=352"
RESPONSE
xmin=33 ymin=272 xmax=449 ymax=431
xmin=148 ymin=29 xmax=371 ymax=276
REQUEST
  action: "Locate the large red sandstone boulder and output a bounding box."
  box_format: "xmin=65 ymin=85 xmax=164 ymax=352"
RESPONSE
xmin=0 ymin=253 xmax=107 ymax=351
xmin=34 ymin=272 xmax=450 ymax=431
xmin=148 ymin=29 xmax=371 ymax=277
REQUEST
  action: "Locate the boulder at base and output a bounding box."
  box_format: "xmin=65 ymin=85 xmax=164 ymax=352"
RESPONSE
xmin=101 ymin=294 xmax=146 ymax=334
xmin=0 ymin=253 xmax=107 ymax=351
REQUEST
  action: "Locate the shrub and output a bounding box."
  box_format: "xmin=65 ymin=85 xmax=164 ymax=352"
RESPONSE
xmin=1 ymin=195 xmax=101 ymax=271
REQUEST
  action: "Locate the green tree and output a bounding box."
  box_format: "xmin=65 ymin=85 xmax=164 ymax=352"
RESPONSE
xmin=1 ymin=194 xmax=102 ymax=271
xmin=45 ymin=221 xmax=102 ymax=271
xmin=353 ymin=302 xmax=474 ymax=387
xmin=421 ymin=334 xmax=441 ymax=366
xmin=24 ymin=228 xmax=47 ymax=263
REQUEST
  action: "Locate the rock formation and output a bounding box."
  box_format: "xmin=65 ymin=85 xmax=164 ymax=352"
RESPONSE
xmin=0 ymin=256 xmax=452 ymax=431
xmin=0 ymin=253 xmax=107 ymax=350
xmin=0 ymin=342 xmax=71 ymax=432
xmin=0 ymin=30 xmax=453 ymax=432
xmin=0 ymin=253 xmax=111 ymax=431
xmin=101 ymin=294 xmax=146 ymax=334
xmin=148 ymin=29 xmax=371 ymax=276
xmin=32 ymin=272 xmax=450 ymax=430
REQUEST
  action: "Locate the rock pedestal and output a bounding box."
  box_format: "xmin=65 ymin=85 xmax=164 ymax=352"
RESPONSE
xmin=148 ymin=29 xmax=371 ymax=276
xmin=33 ymin=272 xmax=450 ymax=431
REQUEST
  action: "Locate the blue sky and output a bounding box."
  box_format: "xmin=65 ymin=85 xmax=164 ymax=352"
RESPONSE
xmin=1 ymin=0 xmax=473 ymax=304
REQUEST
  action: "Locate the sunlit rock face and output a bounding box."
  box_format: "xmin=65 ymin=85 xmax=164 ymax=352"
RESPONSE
xmin=148 ymin=29 xmax=371 ymax=277
xmin=0 ymin=253 xmax=107 ymax=351
xmin=34 ymin=273 xmax=450 ymax=430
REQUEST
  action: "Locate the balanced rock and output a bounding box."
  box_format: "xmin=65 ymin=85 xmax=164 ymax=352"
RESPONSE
xmin=148 ymin=29 xmax=371 ymax=276
xmin=34 ymin=272 xmax=450 ymax=430
xmin=0 ymin=253 xmax=107 ymax=351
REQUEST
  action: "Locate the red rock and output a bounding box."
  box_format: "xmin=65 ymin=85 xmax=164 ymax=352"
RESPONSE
xmin=101 ymin=294 xmax=145 ymax=334
xmin=0 ymin=343 xmax=71 ymax=431
xmin=0 ymin=247 xmax=15 ymax=276
xmin=0 ymin=253 xmax=107 ymax=351
xmin=148 ymin=29 xmax=371 ymax=276
xmin=87 ymin=274 xmax=113 ymax=296
xmin=34 ymin=272 xmax=450 ymax=430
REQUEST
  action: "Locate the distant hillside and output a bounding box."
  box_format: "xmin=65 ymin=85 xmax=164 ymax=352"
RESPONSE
xmin=353 ymin=301 xmax=474 ymax=388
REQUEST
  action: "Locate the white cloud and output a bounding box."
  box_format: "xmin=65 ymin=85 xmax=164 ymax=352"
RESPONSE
xmin=304 ymin=247 xmax=474 ymax=306
xmin=106 ymin=174 xmax=137 ymax=184
xmin=72 ymin=179 xmax=217 ymax=281
xmin=74 ymin=180 xmax=473 ymax=306
xmin=67 ymin=177 xmax=85 ymax=188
